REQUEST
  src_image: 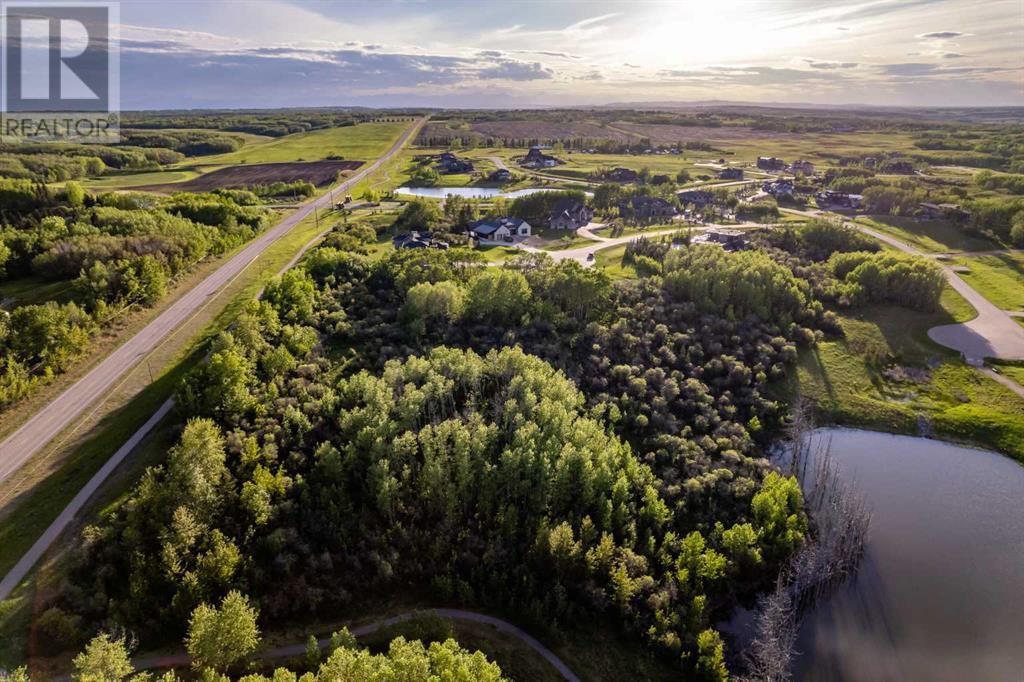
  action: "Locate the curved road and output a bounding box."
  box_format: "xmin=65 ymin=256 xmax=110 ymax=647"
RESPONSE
xmin=782 ymin=207 xmax=1024 ymax=363
xmin=131 ymin=609 xmax=579 ymax=681
xmin=0 ymin=118 xmax=425 ymax=485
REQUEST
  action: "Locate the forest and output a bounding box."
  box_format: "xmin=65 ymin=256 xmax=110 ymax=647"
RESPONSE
xmin=30 ymin=209 xmax=946 ymax=679
xmin=0 ymin=180 xmax=268 ymax=409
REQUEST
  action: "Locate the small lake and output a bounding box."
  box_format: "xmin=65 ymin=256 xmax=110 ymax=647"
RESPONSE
xmin=394 ymin=186 xmax=587 ymax=199
xmin=791 ymin=429 xmax=1024 ymax=681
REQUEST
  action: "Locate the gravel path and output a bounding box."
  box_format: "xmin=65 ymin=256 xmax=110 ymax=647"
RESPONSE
xmin=129 ymin=609 xmax=579 ymax=681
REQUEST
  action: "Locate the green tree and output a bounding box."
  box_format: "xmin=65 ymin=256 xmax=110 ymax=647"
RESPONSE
xmin=402 ymin=280 xmax=466 ymax=333
xmin=263 ymin=270 xmax=316 ymax=323
xmin=394 ymin=199 xmax=442 ymax=232
xmin=694 ymin=629 xmax=728 ymax=682
xmin=465 ymin=268 xmax=532 ymax=325
xmin=72 ymin=633 xmax=134 ymax=682
xmin=64 ymin=180 xmax=86 ymax=207
xmin=186 ymin=591 xmax=261 ymax=671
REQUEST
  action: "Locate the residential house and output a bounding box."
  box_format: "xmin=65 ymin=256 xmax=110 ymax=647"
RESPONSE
xmin=718 ymin=167 xmax=744 ymax=180
xmin=619 ymin=195 xmax=678 ymax=221
xmin=815 ymin=190 xmax=862 ymax=209
xmin=549 ymin=199 xmax=594 ymax=230
xmin=605 ymin=167 xmax=639 ymax=182
xmin=757 ymin=156 xmax=786 ymax=171
xmin=469 ymin=216 xmax=531 ymax=242
xmin=789 ymin=160 xmax=815 ymax=176
xmin=520 ymin=146 xmax=561 ymax=168
xmin=489 ymin=168 xmax=512 ymax=182
xmin=701 ymin=229 xmax=749 ymax=251
xmin=393 ymin=231 xmax=449 ymax=250
xmin=762 ymin=179 xmax=795 ymax=199
xmin=676 ymin=189 xmax=716 ymax=208
xmin=918 ymin=202 xmax=970 ymax=221
xmin=436 ymin=152 xmax=474 ymax=174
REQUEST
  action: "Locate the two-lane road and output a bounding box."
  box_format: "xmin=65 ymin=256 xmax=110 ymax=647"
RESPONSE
xmin=0 ymin=117 xmax=425 ymax=484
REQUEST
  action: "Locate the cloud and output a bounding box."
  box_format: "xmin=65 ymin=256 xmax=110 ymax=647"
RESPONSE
xmin=942 ymin=52 xmax=967 ymax=59
xmin=876 ymin=62 xmax=1010 ymax=77
xmin=513 ymin=50 xmax=582 ymax=60
xmin=477 ymin=60 xmax=554 ymax=81
xmin=623 ymin=63 xmax=640 ymax=69
xmin=804 ymin=59 xmax=859 ymax=69
xmin=576 ymin=71 xmax=605 ymax=81
xmin=917 ymin=31 xmax=966 ymax=39
xmin=658 ymin=65 xmax=834 ymax=85
xmin=836 ymin=26 xmax=851 ymax=31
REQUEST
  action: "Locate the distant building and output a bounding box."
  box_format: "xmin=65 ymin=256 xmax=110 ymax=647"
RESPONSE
xmin=619 ymin=195 xmax=678 ymax=221
xmin=918 ymin=202 xmax=969 ymax=221
xmin=520 ymin=146 xmax=561 ymax=168
xmin=549 ymin=198 xmax=594 ymax=230
xmin=815 ymin=190 xmax=862 ymax=209
xmin=436 ymin=152 xmax=474 ymax=174
xmin=677 ymin=189 xmax=716 ymax=207
xmin=700 ymin=229 xmax=749 ymax=251
xmin=718 ymin=167 xmax=744 ymax=180
xmin=393 ymin=231 xmax=449 ymax=250
xmin=789 ymin=159 xmax=815 ymax=176
xmin=605 ymin=167 xmax=639 ymax=182
xmin=469 ymin=216 xmax=532 ymax=242
xmin=489 ymin=168 xmax=512 ymax=182
xmin=762 ymin=179 xmax=795 ymax=199
xmin=757 ymin=156 xmax=786 ymax=171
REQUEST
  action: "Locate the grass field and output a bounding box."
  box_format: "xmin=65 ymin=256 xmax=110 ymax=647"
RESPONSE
xmin=854 ymin=215 xmax=1000 ymax=253
xmin=79 ymin=169 xmax=201 ymax=190
xmin=194 ymin=121 xmax=409 ymax=166
xmin=952 ymin=252 xmax=1024 ymax=310
xmin=788 ymin=286 xmax=1024 ymax=461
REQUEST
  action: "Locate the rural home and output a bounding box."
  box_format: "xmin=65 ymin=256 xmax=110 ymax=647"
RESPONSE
xmin=436 ymin=152 xmax=474 ymax=174
xmin=789 ymin=160 xmax=815 ymax=176
xmin=520 ymin=146 xmax=560 ymax=168
xmin=549 ymin=198 xmax=594 ymax=230
xmin=701 ymin=229 xmax=749 ymax=251
xmin=762 ymin=179 xmax=795 ymax=199
xmin=605 ymin=167 xmax=639 ymax=182
xmin=393 ymin=231 xmax=449 ymax=250
xmin=718 ymin=168 xmax=744 ymax=180
xmin=677 ymin=189 xmax=715 ymax=207
xmin=757 ymin=156 xmax=786 ymax=171
xmin=815 ymin=190 xmax=862 ymax=209
xmin=469 ymin=216 xmax=531 ymax=242
xmin=918 ymin=202 xmax=970 ymax=221
xmin=619 ymin=195 xmax=678 ymax=221
xmin=489 ymin=168 xmax=512 ymax=182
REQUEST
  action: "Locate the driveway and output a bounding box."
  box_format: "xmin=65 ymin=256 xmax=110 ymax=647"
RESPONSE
xmin=484 ymin=155 xmax=509 ymax=172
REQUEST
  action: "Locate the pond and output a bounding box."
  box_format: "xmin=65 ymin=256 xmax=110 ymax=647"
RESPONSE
xmin=394 ymin=186 xmax=588 ymax=200
xmin=791 ymin=428 xmax=1024 ymax=681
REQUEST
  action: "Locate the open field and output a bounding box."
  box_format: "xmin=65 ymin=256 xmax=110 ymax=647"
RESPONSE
xmin=137 ymin=159 xmax=363 ymax=193
xmin=193 ymin=121 xmax=410 ymax=166
xmin=854 ymin=215 xmax=1001 ymax=253
xmin=788 ymin=287 xmax=1024 ymax=461
xmin=953 ymin=252 xmax=1024 ymax=310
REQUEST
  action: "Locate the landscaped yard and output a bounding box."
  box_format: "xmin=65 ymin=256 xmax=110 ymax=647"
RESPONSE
xmin=952 ymin=252 xmax=1024 ymax=310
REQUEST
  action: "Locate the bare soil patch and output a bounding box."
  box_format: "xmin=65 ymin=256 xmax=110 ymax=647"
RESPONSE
xmin=138 ymin=160 xmax=363 ymax=193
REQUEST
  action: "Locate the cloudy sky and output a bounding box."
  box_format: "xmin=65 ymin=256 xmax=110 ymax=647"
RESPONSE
xmin=106 ymin=0 xmax=1023 ymax=108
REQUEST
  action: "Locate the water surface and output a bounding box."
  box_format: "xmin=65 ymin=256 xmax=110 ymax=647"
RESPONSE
xmin=794 ymin=429 xmax=1024 ymax=681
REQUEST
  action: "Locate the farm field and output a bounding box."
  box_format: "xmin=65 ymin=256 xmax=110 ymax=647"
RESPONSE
xmin=137 ymin=159 xmax=363 ymax=193
xmin=193 ymin=120 xmax=409 ymax=166
xmin=953 ymin=252 xmax=1024 ymax=310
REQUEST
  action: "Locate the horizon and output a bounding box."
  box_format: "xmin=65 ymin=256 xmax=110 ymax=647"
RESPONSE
xmin=55 ymin=0 xmax=1024 ymax=109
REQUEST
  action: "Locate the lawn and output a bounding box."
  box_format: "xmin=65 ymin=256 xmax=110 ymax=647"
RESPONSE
xmin=787 ymin=286 xmax=1024 ymax=461
xmin=952 ymin=252 xmax=1024 ymax=310
xmin=854 ymin=215 xmax=1000 ymax=253
xmin=593 ymin=243 xmax=634 ymax=279
xmin=78 ymin=168 xmax=202 ymax=190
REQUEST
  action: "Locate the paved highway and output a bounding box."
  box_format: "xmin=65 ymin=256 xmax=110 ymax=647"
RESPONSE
xmin=0 ymin=117 xmax=425 ymax=485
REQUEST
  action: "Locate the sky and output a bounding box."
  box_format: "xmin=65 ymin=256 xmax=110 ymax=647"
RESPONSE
xmin=28 ymin=0 xmax=1024 ymax=109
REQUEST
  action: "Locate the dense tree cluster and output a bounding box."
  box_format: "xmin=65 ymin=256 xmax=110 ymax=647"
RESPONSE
xmin=0 ymin=185 xmax=267 ymax=409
